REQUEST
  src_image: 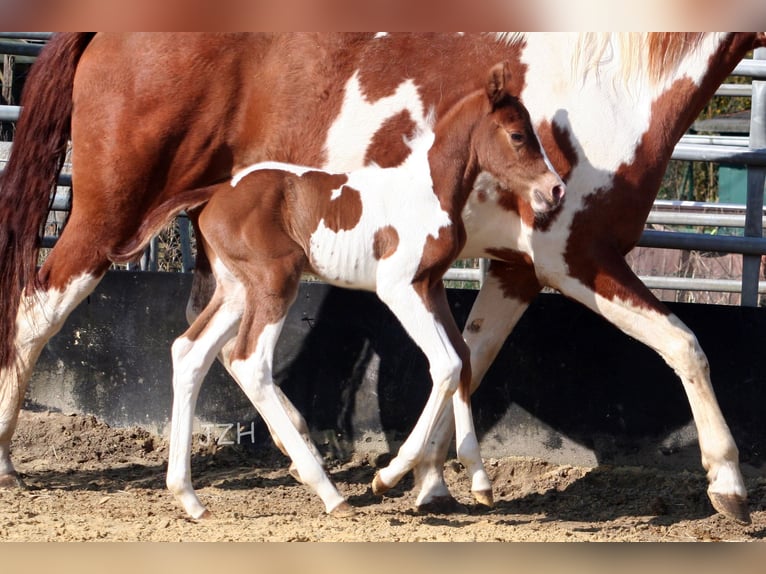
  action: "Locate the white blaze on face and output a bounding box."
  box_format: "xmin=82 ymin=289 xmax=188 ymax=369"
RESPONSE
xmin=323 ymin=72 xmax=430 ymax=172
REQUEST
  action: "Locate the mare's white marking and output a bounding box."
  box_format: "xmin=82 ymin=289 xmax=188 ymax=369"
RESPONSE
xmin=1 ymin=272 xmax=101 ymax=477
xmin=323 ymin=72 xmax=429 ymax=172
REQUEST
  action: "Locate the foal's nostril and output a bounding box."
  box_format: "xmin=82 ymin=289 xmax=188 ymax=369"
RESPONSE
xmin=551 ymin=184 xmax=565 ymax=204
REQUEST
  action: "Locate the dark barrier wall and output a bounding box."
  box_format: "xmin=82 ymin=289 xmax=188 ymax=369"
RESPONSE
xmin=29 ymin=271 xmax=766 ymax=470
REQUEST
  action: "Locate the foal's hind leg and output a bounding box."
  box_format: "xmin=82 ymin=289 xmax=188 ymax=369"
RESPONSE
xmin=187 ymin=268 xmax=323 ymax=484
xmin=166 ymin=286 xmax=242 ymax=519
xmin=372 ymin=279 xmax=492 ymax=505
xmin=224 ymin=285 xmax=351 ymax=516
xmin=0 ymin=238 xmax=107 ymax=486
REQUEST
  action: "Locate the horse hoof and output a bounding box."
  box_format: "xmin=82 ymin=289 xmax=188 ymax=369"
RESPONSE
xmin=708 ymin=492 xmax=751 ymax=525
xmin=329 ymin=501 xmax=356 ymax=517
xmin=371 ymin=473 xmax=390 ymax=496
xmin=416 ymin=495 xmax=464 ymax=515
xmin=194 ymin=509 xmax=212 ymax=520
xmin=288 ymin=464 xmax=303 ymax=484
xmin=472 ymin=488 xmax=494 ymax=508
xmin=0 ymin=473 xmax=25 ymax=489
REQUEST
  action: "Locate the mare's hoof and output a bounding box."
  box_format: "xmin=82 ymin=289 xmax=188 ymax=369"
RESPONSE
xmin=472 ymin=488 xmax=494 ymax=508
xmin=329 ymin=501 xmax=356 ymax=517
xmin=371 ymin=473 xmax=390 ymax=496
xmin=708 ymin=492 xmax=751 ymax=525
xmin=415 ymin=495 xmax=464 ymax=515
xmin=0 ymin=473 xmax=25 ymax=489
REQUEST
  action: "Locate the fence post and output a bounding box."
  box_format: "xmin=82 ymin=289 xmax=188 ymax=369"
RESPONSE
xmin=742 ymin=47 xmax=766 ymax=306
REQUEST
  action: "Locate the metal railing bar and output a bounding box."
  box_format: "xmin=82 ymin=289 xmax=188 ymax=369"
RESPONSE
xmin=639 ymin=275 xmax=766 ymax=294
xmin=638 ymin=228 xmax=766 ymax=256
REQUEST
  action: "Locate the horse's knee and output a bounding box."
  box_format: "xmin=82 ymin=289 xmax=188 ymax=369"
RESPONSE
xmin=431 ymin=356 xmax=463 ymax=397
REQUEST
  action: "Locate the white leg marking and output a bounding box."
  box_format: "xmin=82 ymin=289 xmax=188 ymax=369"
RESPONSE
xmin=413 ymin=273 xmax=533 ymax=506
xmin=562 ymin=277 xmax=746 ymax=500
xmin=373 ymin=283 xmax=468 ymax=492
xmin=1 ymin=273 xmax=102 ymax=479
xmin=228 ymin=320 xmax=347 ymax=514
xmin=166 ymin=301 xmax=241 ymax=519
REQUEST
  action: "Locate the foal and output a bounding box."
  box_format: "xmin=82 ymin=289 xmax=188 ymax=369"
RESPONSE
xmin=116 ymin=62 xmax=564 ymax=518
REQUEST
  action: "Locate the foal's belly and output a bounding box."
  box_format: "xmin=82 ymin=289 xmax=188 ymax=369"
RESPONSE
xmin=307 ymin=225 xmax=379 ymax=291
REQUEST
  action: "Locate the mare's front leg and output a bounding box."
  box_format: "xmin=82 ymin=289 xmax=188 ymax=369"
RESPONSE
xmin=556 ymin=249 xmax=749 ymax=524
xmin=371 ymin=277 xmax=492 ymax=506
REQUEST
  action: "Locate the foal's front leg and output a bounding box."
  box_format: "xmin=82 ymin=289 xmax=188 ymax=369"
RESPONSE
xmin=372 ymin=278 xmax=492 ymax=506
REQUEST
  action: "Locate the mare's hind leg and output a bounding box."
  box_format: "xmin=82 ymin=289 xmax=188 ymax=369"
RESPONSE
xmin=187 ymin=268 xmax=323 ymax=484
xmin=0 ymin=233 xmax=108 ymax=487
xmin=557 ymin=251 xmax=749 ymax=524
xmin=371 ymin=279 xmax=492 ymax=505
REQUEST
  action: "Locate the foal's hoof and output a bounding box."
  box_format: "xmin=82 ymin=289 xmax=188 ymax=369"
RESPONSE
xmin=0 ymin=472 xmax=25 ymax=489
xmin=193 ymin=509 xmax=213 ymax=521
xmin=329 ymin=501 xmax=356 ymax=518
xmin=472 ymin=488 xmax=494 ymax=508
xmin=708 ymin=492 xmax=751 ymax=525
xmin=371 ymin=473 xmax=390 ymax=496
xmin=415 ymin=495 xmax=464 ymax=515
xmin=288 ymin=464 xmax=303 ymax=484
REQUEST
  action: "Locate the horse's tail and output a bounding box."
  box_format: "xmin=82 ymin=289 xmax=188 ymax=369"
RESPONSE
xmin=110 ymin=184 xmax=224 ymax=264
xmin=0 ymin=33 xmax=96 ymax=370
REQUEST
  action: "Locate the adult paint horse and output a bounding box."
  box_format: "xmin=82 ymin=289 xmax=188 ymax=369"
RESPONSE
xmin=111 ymin=63 xmax=564 ymax=518
xmin=1 ymin=33 xmax=763 ymax=523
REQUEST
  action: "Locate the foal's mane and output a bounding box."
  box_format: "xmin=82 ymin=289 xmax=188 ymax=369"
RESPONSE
xmin=494 ymin=32 xmax=708 ymax=86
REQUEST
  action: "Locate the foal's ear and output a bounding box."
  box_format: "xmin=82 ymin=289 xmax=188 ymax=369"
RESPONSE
xmin=486 ymin=61 xmax=512 ymax=105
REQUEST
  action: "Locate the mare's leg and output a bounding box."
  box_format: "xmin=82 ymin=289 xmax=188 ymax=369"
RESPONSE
xmin=166 ymin=285 xmax=242 ymax=519
xmin=556 ymin=251 xmax=749 ymax=524
xmin=371 ymin=279 xmax=491 ymax=504
xmin=411 ymin=265 xmax=539 ymax=510
xmin=0 ymin=224 xmax=111 ymax=486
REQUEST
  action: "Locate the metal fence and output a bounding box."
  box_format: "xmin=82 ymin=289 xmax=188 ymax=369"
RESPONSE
xmin=2 ymin=34 xmax=766 ymax=304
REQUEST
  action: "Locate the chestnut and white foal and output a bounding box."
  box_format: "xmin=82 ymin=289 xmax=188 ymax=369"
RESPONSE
xmin=118 ymin=62 xmax=563 ymax=518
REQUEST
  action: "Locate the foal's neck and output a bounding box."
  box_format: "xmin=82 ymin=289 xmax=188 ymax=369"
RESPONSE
xmin=427 ymin=93 xmax=485 ymax=219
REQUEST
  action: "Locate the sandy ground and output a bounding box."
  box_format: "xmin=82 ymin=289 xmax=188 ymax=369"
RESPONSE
xmin=1 ymin=409 xmax=765 ymax=542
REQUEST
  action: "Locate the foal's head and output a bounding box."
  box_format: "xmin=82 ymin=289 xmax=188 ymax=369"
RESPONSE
xmin=439 ymin=62 xmax=565 ymax=214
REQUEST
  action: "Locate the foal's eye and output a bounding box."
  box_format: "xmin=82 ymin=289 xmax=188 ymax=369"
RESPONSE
xmin=509 ymin=132 xmax=525 ymax=144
